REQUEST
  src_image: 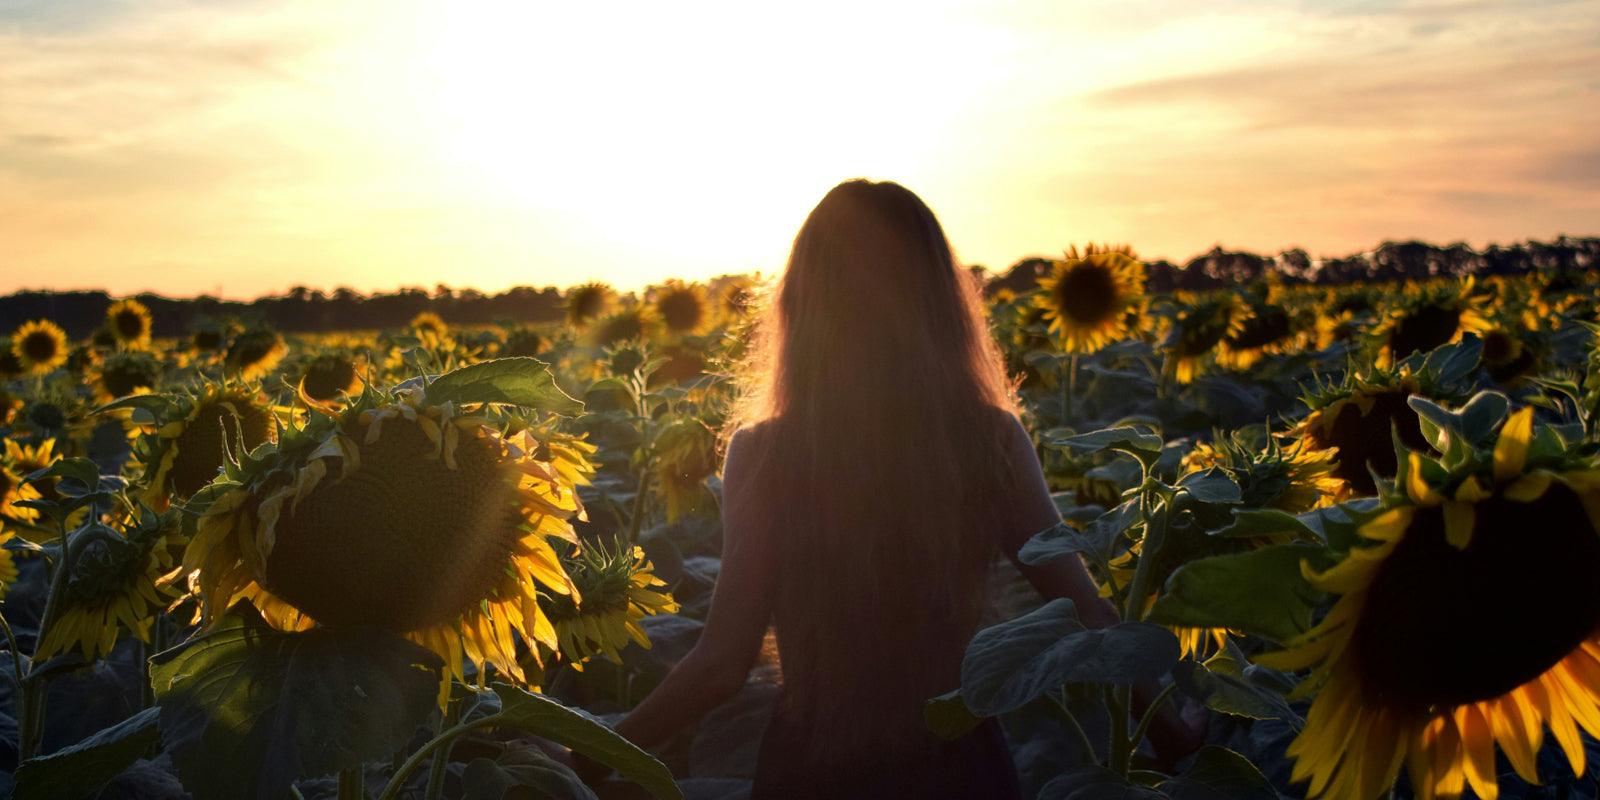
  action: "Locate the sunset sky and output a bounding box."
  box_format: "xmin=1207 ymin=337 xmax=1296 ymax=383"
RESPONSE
xmin=2 ymin=0 xmax=1596 ymax=298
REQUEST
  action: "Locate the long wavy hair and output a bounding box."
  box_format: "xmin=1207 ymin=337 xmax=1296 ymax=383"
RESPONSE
xmin=728 ymin=179 xmax=1020 ymax=764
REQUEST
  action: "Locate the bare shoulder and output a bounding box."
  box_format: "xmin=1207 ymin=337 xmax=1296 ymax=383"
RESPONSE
xmin=989 ymin=407 xmax=1037 ymax=465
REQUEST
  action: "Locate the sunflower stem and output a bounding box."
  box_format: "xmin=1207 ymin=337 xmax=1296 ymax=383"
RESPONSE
xmin=337 ymin=765 xmax=364 ymax=800
xmin=377 ymin=714 xmax=503 ymax=800
xmin=1108 ymin=685 xmax=1132 ymax=777
xmin=1046 ymin=691 xmax=1100 ymax=765
xmin=1127 ymin=681 xmax=1177 ymax=753
xmin=626 ymin=470 xmax=653 ymax=545
xmin=0 ymin=610 xmax=22 ymax=692
xmin=421 ymin=697 xmax=461 ymax=800
xmin=20 ymin=512 xmax=73 ymax=761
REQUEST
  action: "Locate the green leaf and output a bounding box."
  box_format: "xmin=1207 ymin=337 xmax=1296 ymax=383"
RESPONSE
xmin=1051 ymin=427 xmax=1164 ymax=456
xmin=1458 ymin=391 xmax=1511 ymax=441
xmin=425 ymin=357 xmax=583 ymax=415
xmin=1171 ymin=648 xmax=1301 ymax=727
xmin=24 ymin=456 xmax=101 ymax=491
xmin=150 ymin=606 xmax=443 ymax=800
xmin=1175 ymin=468 xmax=1241 ymax=505
xmin=1208 ymin=509 xmax=1315 ymax=540
xmin=489 ymin=684 xmax=682 ymax=800
xmin=1039 ymin=766 xmax=1166 ymax=800
xmin=961 ymin=600 xmax=1180 ymax=716
xmin=1147 ymin=544 xmax=1330 ymax=644
xmin=1020 ymin=502 xmax=1137 ymax=566
xmin=1157 ymin=746 xmax=1278 ymax=800
xmin=461 ymin=750 xmax=598 ymax=800
xmin=13 ymin=708 xmax=161 ymax=800
xmin=92 ymin=393 xmax=176 ymax=418
xmin=923 ymin=690 xmax=983 ymax=740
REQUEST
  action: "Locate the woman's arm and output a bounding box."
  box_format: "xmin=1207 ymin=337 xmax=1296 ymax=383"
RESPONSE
xmin=996 ymin=414 xmax=1120 ymax=628
xmin=610 ymin=429 xmax=778 ymax=750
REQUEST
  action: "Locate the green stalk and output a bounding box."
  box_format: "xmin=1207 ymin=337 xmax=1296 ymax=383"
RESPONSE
xmin=422 ymin=697 xmax=462 ymax=800
xmin=625 ymin=469 xmax=653 ymax=545
xmin=0 ymin=611 xmax=23 ymax=692
xmin=337 ymin=766 xmax=364 ymax=800
xmin=1046 ymin=692 xmax=1099 ymax=764
xmin=20 ymin=514 xmax=73 ymax=761
xmin=1108 ymin=685 xmax=1132 ymax=776
xmin=378 ymin=714 xmax=503 ymax=800
xmin=1127 ymin=682 xmax=1178 ymax=752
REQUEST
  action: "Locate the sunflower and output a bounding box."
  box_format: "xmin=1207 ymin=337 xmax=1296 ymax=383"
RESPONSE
xmin=590 ymin=306 xmax=653 ymax=348
xmin=499 ymin=327 xmax=548 ymax=358
xmin=547 ymin=541 xmax=680 ymax=667
xmin=653 ymin=280 xmax=710 ymax=336
xmin=0 ymin=457 xmax=42 ymax=525
xmin=129 ymin=384 xmax=278 ymax=507
xmin=12 ymin=320 xmax=69 ymax=374
xmin=0 ymin=523 xmax=17 ymax=599
xmin=651 ymin=417 xmax=717 ymax=522
xmin=1217 ymin=302 xmax=1301 ymax=371
xmin=35 ymin=508 xmax=184 ymax=661
xmin=717 ymin=278 xmax=755 ymax=320
xmin=298 ymin=353 xmax=363 ymax=402
xmin=566 ymin=282 xmax=614 ymax=326
xmin=1480 ymin=327 xmax=1540 ymax=385
xmin=1182 ymin=432 xmax=1344 ymax=514
xmin=225 ymin=329 xmax=288 ymax=382
xmin=1378 ymin=285 xmax=1490 ymax=367
xmin=105 ymin=298 xmax=153 ymax=349
xmin=409 ymin=311 xmax=451 ymax=348
xmin=1162 ymin=293 xmax=1248 ymax=384
xmin=191 ymin=320 xmax=230 ymax=353
xmin=1256 ymin=408 xmax=1600 ymax=800
xmin=183 ymin=370 xmax=600 ymax=694
xmin=94 ymin=351 xmax=162 ymax=402
xmin=1035 ymin=244 xmax=1145 ymax=355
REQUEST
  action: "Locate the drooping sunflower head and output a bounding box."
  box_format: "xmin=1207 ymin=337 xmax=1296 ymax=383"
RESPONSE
xmin=105 ymin=298 xmax=154 ymax=348
xmin=190 ymin=320 xmax=231 ymax=353
xmin=545 ymin=540 xmax=680 ymax=667
xmin=498 ymin=327 xmax=548 ymax=358
xmin=1035 ymin=244 xmax=1145 ymax=354
xmin=36 ymin=507 xmax=184 ymax=661
xmin=225 ymin=328 xmax=288 ymax=382
xmin=95 ymin=350 xmax=163 ymax=402
xmin=1256 ymin=407 xmax=1600 ymax=800
xmin=1162 ymin=292 xmax=1248 ymax=384
xmin=1479 ymin=326 xmax=1540 ymax=385
xmin=298 ymin=353 xmax=363 ymax=402
xmin=653 ymin=280 xmax=710 ymax=335
xmin=119 ymin=383 xmax=279 ymax=507
xmin=1183 ymin=431 xmax=1344 ymax=513
xmin=565 ymin=282 xmax=614 ymax=326
xmin=183 ymin=360 xmax=597 ymax=688
xmin=12 ymin=319 xmax=69 ymax=374
xmin=409 ymin=311 xmax=450 ymax=347
xmin=1290 ymin=367 xmax=1449 ymax=497
xmin=1379 ymin=284 xmax=1489 ymax=367
xmin=589 ymin=306 xmax=653 ymax=348
xmin=651 ymin=417 xmax=717 ymax=522
xmin=0 ymin=456 xmax=42 ymax=525
xmin=1217 ymin=302 xmax=1301 ymax=371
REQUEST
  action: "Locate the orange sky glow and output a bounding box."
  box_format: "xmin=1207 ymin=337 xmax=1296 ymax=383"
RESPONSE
xmin=2 ymin=0 xmax=1597 ymax=298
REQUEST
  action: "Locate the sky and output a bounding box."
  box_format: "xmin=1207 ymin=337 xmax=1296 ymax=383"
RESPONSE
xmin=2 ymin=0 xmax=1597 ymax=299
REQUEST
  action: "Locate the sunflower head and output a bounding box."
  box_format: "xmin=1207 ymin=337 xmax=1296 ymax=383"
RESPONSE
xmin=191 ymin=320 xmax=231 ymax=353
xmin=408 ymin=311 xmax=450 ymax=347
xmin=1257 ymin=407 xmax=1600 ymax=800
xmin=651 ymin=417 xmax=718 ymax=522
xmin=565 ymin=282 xmax=614 ymax=325
xmin=590 ymin=306 xmax=653 ymax=347
xmin=105 ymin=299 xmax=154 ymax=348
xmin=95 ymin=351 xmax=162 ymax=401
xmin=653 ymin=280 xmax=710 ymax=335
xmin=1183 ymin=431 xmax=1343 ymax=513
xmin=36 ymin=506 xmax=183 ymax=661
xmin=183 ymin=360 xmax=594 ymax=688
xmin=717 ymin=278 xmax=755 ymax=319
xmin=1379 ymin=284 xmax=1489 ymax=367
xmin=499 ymin=327 xmax=548 ymax=358
xmin=119 ymin=383 xmax=279 ymax=506
xmin=298 ymin=353 xmax=363 ymax=402
xmin=546 ymin=539 xmax=679 ymax=666
xmin=1162 ymin=292 xmax=1248 ymax=383
xmin=12 ymin=320 xmax=69 ymax=374
xmin=1217 ymin=302 xmax=1299 ymax=371
xmin=1292 ymin=368 xmax=1445 ymax=497
xmin=1035 ymin=245 xmax=1145 ymax=354
xmin=225 ymin=329 xmax=288 ymax=382
xmin=1479 ymin=326 xmax=1540 ymax=385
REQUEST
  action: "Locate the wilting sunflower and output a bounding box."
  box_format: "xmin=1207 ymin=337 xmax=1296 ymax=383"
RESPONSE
xmin=12 ymin=320 xmax=69 ymax=374
xmin=546 ymin=541 xmax=679 ymax=667
xmin=35 ymin=507 xmax=184 ymax=661
xmin=1257 ymin=408 xmax=1600 ymax=800
xmin=1035 ymin=244 xmax=1145 ymax=354
xmin=590 ymin=306 xmax=653 ymax=348
xmin=225 ymin=329 xmax=288 ymax=382
xmin=1378 ymin=285 xmax=1490 ymax=368
xmin=653 ymin=280 xmax=710 ymax=336
xmin=94 ymin=351 xmax=162 ymax=402
xmin=124 ymin=384 xmax=278 ymax=507
xmin=1183 ymin=432 xmax=1344 ymax=514
xmin=1288 ymin=365 xmax=1462 ymax=498
xmin=566 ymin=282 xmax=614 ymax=326
xmin=183 ymin=368 xmax=601 ymax=693
xmin=1162 ymin=293 xmax=1248 ymax=384
xmin=105 ymin=299 xmax=153 ymax=349
xmin=651 ymin=417 xmax=718 ymax=522
xmin=298 ymin=353 xmax=363 ymax=402
xmin=1217 ymin=302 xmax=1301 ymax=371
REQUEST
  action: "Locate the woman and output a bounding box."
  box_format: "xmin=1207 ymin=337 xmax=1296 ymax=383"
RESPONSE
xmin=604 ymin=180 xmax=1157 ymax=797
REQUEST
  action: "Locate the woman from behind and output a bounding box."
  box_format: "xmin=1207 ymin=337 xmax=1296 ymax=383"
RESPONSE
xmin=607 ymin=179 xmax=1122 ymax=798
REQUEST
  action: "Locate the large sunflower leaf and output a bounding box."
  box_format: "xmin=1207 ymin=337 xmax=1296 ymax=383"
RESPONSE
xmin=426 ymin=357 xmax=584 ymax=415
xmin=1038 ymin=766 xmax=1166 ymax=800
xmin=1146 ymin=544 xmax=1330 ymax=644
xmin=1171 ymin=645 xmax=1302 ymax=727
xmin=960 ymin=599 xmax=1180 ymax=717
xmin=1157 ymin=746 xmax=1278 ymax=800
xmin=1020 ymin=501 xmax=1139 ymax=566
xmin=12 ymin=707 xmax=161 ymax=800
xmin=461 ymin=749 xmax=598 ymax=800
xmin=1050 ymin=427 xmax=1164 ymax=457
xmin=489 ymin=684 xmax=682 ymax=800
xmin=149 ymin=605 xmax=443 ymax=800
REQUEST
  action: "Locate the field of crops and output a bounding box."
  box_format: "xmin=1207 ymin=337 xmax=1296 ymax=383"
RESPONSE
xmin=1 ymin=255 xmax=1599 ymax=800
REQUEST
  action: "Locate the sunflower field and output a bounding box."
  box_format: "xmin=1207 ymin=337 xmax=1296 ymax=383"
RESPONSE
xmin=1 ymin=254 xmax=1599 ymax=800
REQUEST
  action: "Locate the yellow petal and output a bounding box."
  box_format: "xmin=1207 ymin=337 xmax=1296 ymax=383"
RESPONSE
xmin=1442 ymin=502 xmax=1475 ymax=550
xmin=1493 ymin=407 xmax=1534 ymax=483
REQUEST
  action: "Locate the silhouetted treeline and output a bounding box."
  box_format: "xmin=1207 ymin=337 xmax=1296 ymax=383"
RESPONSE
xmin=0 ymin=285 xmax=568 ymax=339
xmin=986 ymin=235 xmax=1600 ymax=296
